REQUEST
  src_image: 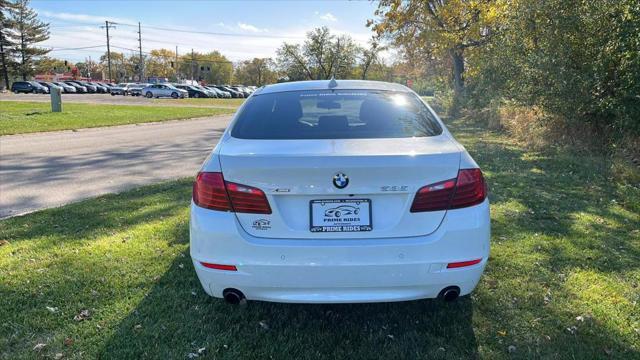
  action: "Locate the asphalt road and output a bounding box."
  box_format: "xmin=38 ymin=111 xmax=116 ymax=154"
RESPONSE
xmin=0 ymin=115 xmax=232 ymax=218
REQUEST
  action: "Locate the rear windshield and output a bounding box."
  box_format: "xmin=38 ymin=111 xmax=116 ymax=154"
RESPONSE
xmin=231 ymin=90 xmax=442 ymax=139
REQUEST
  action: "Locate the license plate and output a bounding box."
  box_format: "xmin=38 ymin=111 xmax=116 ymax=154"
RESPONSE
xmin=310 ymin=199 xmax=372 ymax=232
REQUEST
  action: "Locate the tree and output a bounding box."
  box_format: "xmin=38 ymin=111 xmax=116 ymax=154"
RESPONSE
xmin=33 ymin=56 xmax=67 ymax=74
xmin=358 ymin=39 xmax=385 ymax=80
xmin=99 ymin=51 xmax=135 ymax=81
xmin=277 ymin=27 xmax=360 ymax=80
xmin=0 ymin=0 xmax=16 ymax=89
xmin=179 ymin=51 xmax=232 ymax=84
xmin=145 ymin=48 xmax=176 ymax=79
xmin=233 ymin=58 xmax=277 ymax=86
xmin=371 ymin=0 xmax=500 ymax=110
xmin=7 ymin=0 xmax=49 ymax=80
xmin=75 ymin=58 xmax=100 ymax=79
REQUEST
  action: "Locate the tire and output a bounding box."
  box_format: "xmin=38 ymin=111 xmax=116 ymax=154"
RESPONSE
xmin=111 ymin=93 xmax=116 ymax=96
xmin=171 ymin=92 xmax=178 ymax=99
xmin=335 ymin=211 xmax=341 ymax=217
xmin=145 ymin=92 xmax=153 ymax=98
xmin=193 ymin=92 xmax=200 ymax=98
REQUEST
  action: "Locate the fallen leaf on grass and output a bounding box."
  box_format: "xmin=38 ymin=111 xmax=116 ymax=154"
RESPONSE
xmin=259 ymin=320 xmax=269 ymax=330
xmin=134 ymin=324 xmax=142 ymax=330
xmin=33 ymin=343 xmax=46 ymax=351
xmin=46 ymin=306 xmax=59 ymax=313
xmin=64 ymin=338 xmax=74 ymax=346
xmin=497 ymin=330 xmax=507 ymax=336
xmin=0 ymin=240 xmax=9 ymax=246
xmin=73 ymin=309 xmax=91 ymax=321
xmin=54 ymin=353 xmax=64 ymax=359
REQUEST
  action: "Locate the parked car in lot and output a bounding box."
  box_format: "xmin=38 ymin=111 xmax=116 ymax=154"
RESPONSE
xmin=87 ymin=82 xmax=108 ymax=93
xmin=51 ymin=81 xmax=77 ymax=93
xmin=128 ymin=83 xmax=149 ymax=96
xmin=110 ymin=83 xmax=134 ymax=96
xmin=231 ymin=86 xmax=251 ymax=97
xmin=37 ymin=81 xmax=64 ymax=93
xmin=193 ymin=85 xmax=219 ymax=98
xmin=63 ymin=81 xmax=88 ymax=93
xmin=67 ymin=81 xmax=97 ymax=93
xmin=190 ymin=80 xmax=490 ymax=304
xmin=174 ymin=84 xmax=210 ymax=98
xmin=11 ymin=81 xmax=48 ymax=94
xmin=142 ymin=83 xmax=187 ymax=98
xmin=213 ymin=85 xmax=242 ymax=98
xmin=204 ymin=86 xmax=231 ymax=98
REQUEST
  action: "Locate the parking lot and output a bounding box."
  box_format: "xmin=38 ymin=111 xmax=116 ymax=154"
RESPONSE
xmin=0 ymin=92 xmax=243 ymax=108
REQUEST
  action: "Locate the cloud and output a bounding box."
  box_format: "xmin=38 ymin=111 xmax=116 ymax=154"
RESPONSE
xmin=39 ymin=10 xmax=133 ymax=24
xmin=319 ymin=12 xmax=338 ymax=22
xmin=237 ymin=22 xmax=268 ymax=33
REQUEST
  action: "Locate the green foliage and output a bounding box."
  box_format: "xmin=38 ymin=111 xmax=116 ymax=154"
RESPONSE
xmin=178 ymin=50 xmax=233 ymax=84
xmin=276 ymin=27 xmax=391 ymax=82
xmin=472 ymin=0 xmax=640 ymax=135
xmin=5 ymin=0 xmax=49 ymax=80
xmin=375 ymin=0 xmax=640 ymax=138
xmin=233 ymin=57 xmax=277 ymax=86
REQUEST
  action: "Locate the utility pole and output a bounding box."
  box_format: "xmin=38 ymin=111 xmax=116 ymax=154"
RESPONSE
xmin=137 ymin=22 xmax=144 ymax=82
xmin=191 ymin=48 xmax=195 ymax=81
xmin=175 ymin=45 xmax=178 ymax=80
xmin=101 ymin=21 xmax=116 ymax=81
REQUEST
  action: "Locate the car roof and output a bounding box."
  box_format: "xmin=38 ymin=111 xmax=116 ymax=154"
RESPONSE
xmin=254 ymin=80 xmax=411 ymax=95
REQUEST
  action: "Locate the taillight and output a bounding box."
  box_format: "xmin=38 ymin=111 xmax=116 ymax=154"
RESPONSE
xmin=193 ymin=172 xmax=271 ymax=214
xmin=193 ymin=172 xmax=231 ymax=211
xmin=225 ymin=182 xmax=272 ymax=214
xmin=450 ymin=168 xmax=486 ymax=209
xmin=410 ymin=168 xmax=486 ymax=212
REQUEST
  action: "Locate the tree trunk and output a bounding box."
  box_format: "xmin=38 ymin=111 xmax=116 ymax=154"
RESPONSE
xmin=449 ymin=48 xmax=465 ymax=116
xmin=0 ymin=38 xmax=9 ymax=90
xmin=20 ymin=32 xmax=26 ymax=81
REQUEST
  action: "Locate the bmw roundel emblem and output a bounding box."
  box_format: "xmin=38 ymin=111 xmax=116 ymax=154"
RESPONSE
xmin=333 ymin=172 xmax=349 ymax=189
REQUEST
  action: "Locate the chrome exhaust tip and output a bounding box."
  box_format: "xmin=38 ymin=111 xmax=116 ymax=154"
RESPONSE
xmin=222 ymin=288 xmax=245 ymax=305
xmin=439 ymin=286 xmax=460 ymax=302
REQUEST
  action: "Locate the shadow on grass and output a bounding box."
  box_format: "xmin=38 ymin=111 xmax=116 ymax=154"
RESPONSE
xmin=0 ymin=179 xmax=193 ymax=249
xmin=99 ymin=251 xmax=479 ymax=360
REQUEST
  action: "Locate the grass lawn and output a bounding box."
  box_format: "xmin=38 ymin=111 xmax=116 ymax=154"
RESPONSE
xmin=0 ymin=101 xmax=238 ymax=135
xmin=0 ymin=117 xmax=638 ymax=359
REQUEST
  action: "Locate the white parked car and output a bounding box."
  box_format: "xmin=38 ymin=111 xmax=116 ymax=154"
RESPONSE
xmin=142 ymin=83 xmax=187 ymax=98
xmin=190 ymin=80 xmax=490 ymax=304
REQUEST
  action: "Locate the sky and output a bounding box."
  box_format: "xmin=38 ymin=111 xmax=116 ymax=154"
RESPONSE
xmin=32 ymin=0 xmax=382 ymax=63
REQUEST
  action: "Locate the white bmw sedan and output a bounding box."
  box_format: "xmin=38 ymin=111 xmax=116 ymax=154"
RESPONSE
xmin=190 ymin=80 xmax=490 ymax=304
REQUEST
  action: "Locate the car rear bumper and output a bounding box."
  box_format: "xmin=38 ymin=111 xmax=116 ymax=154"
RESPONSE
xmin=190 ymin=199 xmax=490 ymax=303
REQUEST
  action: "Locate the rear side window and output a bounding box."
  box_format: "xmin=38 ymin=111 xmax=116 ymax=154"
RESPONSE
xmin=231 ymin=90 xmax=442 ymax=139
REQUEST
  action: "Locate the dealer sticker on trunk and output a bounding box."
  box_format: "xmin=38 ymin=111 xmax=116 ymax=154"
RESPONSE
xmin=310 ymin=199 xmax=372 ymax=232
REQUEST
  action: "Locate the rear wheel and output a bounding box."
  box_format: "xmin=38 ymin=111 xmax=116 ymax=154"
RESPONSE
xmin=145 ymin=92 xmax=153 ymax=98
xmin=193 ymin=92 xmax=200 ymax=98
xmin=171 ymin=92 xmax=178 ymax=99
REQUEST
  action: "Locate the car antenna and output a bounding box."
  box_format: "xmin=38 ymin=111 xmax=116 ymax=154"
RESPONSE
xmin=328 ymin=77 xmax=338 ymax=89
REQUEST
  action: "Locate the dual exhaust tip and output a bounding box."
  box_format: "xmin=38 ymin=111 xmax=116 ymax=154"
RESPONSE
xmin=222 ymin=286 xmax=460 ymax=305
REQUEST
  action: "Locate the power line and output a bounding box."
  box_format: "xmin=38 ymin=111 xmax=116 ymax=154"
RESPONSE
xmin=105 ymin=21 xmax=305 ymax=40
xmin=49 ymin=45 xmax=106 ymax=51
